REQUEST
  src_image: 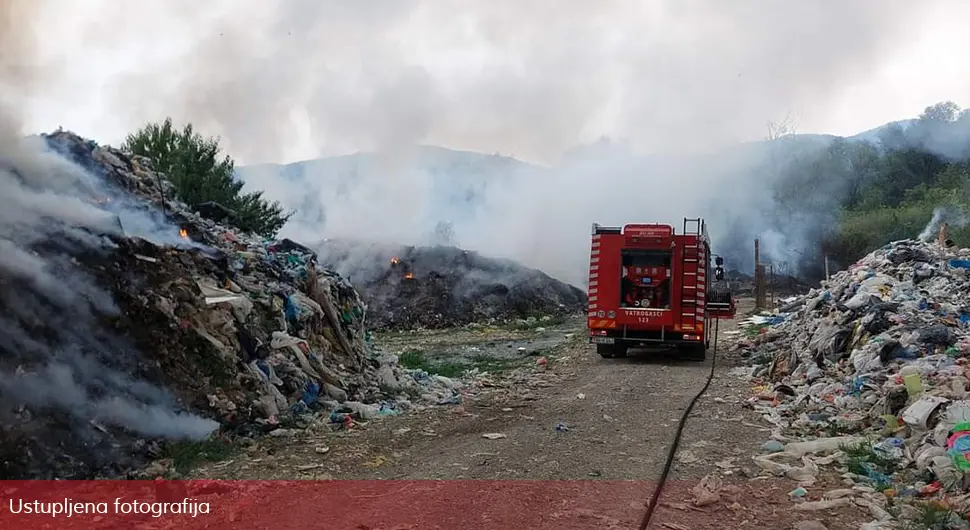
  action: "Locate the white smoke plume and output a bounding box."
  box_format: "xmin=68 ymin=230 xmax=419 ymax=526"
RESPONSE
xmin=0 ymin=0 xmax=217 ymax=468
xmin=919 ymin=205 xmax=970 ymax=242
xmin=14 ymin=1 xmax=970 ymax=286
xmin=0 ymin=129 xmax=219 ymax=442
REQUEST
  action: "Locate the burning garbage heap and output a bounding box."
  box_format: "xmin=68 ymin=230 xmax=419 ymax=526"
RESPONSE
xmin=319 ymin=240 xmax=588 ymax=331
xmin=0 ymin=130 xmax=460 ymax=479
xmin=730 ymin=239 xmax=970 ymax=527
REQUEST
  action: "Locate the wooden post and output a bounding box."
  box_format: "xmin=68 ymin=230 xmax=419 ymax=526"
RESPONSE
xmin=824 ymin=255 xmax=830 ymax=281
xmin=769 ymin=264 xmax=774 ymax=305
xmin=755 ymin=264 xmax=767 ymax=309
xmin=754 ymin=239 xmax=766 ymax=309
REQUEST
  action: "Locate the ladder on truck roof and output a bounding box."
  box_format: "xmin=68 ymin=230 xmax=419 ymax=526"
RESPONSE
xmin=679 ymin=218 xmax=706 ymax=331
xmin=683 ymin=217 xmax=707 ymax=241
xmin=685 ymin=216 xmax=736 ymax=319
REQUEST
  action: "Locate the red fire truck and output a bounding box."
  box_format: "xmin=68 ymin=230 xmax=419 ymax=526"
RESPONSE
xmin=587 ymin=218 xmax=736 ymax=360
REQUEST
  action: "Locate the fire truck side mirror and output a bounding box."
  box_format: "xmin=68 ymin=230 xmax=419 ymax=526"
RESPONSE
xmin=714 ymin=266 xmax=724 ymax=281
xmin=714 ymin=256 xmax=724 ymax=266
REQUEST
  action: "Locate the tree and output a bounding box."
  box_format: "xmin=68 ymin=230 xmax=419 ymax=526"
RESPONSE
xmin=123 ymin=118 xmax=292 ymax=237
xmin=920 ymin=101 xmax=961 ymax=123
xmin=431 ymin=220 xmax=456 ymax=246
xmin=766 ymin=113 xmax=797 ymax=141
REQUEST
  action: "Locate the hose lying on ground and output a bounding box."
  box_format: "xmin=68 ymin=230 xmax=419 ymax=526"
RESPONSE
xmin=636 ymin=317 xmax=721 ymax=530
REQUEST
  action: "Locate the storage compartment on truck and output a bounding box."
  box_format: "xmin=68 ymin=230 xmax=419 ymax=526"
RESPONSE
xmin=619 ymin=249 xmax=672 ymax=309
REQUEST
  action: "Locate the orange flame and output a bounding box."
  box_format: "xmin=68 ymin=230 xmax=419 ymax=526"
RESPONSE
xmin=179 ymin=228 xmax=188 ymax=238
xmin=390 ymin=257 xmax=400 ymax=265
xmin=404 ymin=272 xmax=414 ymax=280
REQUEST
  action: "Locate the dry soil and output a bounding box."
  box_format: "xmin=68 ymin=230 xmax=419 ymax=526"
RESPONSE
xmin=186 ymin=299 xmax=872 ymax=529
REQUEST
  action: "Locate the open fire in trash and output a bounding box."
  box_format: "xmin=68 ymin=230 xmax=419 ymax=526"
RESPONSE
xmin=389 ymin=256 xmax=414 ymax=280
xmin=179 ymin=228 xmax=189 ymax=239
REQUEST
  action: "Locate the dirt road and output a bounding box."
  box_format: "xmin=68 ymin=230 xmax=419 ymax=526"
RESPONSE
xmin=187 ymin=301 xmax=871 ymax=529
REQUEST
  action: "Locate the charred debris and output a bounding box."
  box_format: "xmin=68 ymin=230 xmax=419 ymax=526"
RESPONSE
xmin=317 ymin=239 xmax=588 ymax=331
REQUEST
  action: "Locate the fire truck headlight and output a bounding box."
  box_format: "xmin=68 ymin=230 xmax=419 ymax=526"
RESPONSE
xmin=607 ymin=310 xmax=616 ymax=318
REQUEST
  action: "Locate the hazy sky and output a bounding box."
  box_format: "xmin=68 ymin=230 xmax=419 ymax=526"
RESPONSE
xmin=9 ymin=0 xmax=970 ymax=166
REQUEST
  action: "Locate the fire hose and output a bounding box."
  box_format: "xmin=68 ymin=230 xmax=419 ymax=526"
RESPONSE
xmin=636 ymin=317 xmax=720 ymax=530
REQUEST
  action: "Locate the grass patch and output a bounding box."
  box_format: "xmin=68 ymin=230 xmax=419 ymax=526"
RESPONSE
xmin=839 ymin=439 xmax=899 ymax=485
xmin=470 ymin=354 xmax=527 ymax=373
xmin=897 ymin=500 xmax=962 ymax=530
xmin=398 ymin=348 xmax=535 ymax=378
xmin=742 ymin=323 xmax=769 ymax=338
xmin=507 ymin=315 xmax=566 ymax=331
xmin=748 ymin=351 xmax=774 ymax=366
xmin=398 ymin=349 xmax=466 ymax=378
xmin=160 ymin=438 xmax=235 ymax=474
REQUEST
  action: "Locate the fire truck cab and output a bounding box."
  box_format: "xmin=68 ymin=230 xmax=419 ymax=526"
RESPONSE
xmin=587 ymin=218 xmax=736 ymax=360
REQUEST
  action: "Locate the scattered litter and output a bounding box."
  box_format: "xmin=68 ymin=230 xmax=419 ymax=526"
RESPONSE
xmin=482 ymin=433 xmax=507 ymax=440
xmin=690 ymin=474 xmax=722 ymax=507
xmin=678 ymin=450 xmax=700 ymax=464
xmin=6 ymin=131 xmax=470 ymax=478
xmin=362 ymin=456 xmax=388 ymax=468
xmin=731 ymin=238 xmax=970 ymax=528
xmin=792 ymin=498 xmax=852 ymax=511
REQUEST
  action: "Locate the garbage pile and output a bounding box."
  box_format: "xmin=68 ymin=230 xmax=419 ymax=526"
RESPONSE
xmin=732 ymin=239 xmax=970 ymax=527
xmin=318 ymin=239 xmax=587 ymax=331
xmin=0 ymin=130 xmax=459 ymax=479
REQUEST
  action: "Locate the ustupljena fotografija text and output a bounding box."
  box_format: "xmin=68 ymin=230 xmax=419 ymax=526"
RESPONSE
xmin=8 ymin=498 xmax=211 ymax=518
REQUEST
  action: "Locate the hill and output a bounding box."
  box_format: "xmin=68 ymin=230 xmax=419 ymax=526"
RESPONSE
xmin=240 ymin=146 xmax=545 ymax=235
xmin=233 ymin=125 xmax=872 ymax=284
xmin=235 ymin=101 xmax=970 ymax=284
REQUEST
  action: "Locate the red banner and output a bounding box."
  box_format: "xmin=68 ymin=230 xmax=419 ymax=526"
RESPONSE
xmin=2 ymin=480 xmax=659 ymax=530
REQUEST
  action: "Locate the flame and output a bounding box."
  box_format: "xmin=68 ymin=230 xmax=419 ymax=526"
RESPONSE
xmin=390 ymin=257 xmax=400 ymax=265
xmin=179 ymin=228 xmax=188 ymax=239
xmin=404 ymin=272 xmax=414 ymax=280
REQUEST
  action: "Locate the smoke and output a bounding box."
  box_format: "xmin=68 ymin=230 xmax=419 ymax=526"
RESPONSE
xmin=0 ymin=129 xmax=219 ymax=443
xmin=0 ymin=1 xmax=217 ymax=464
xmin=0 ymin=134 xmax=219 ymax=447
xmin=919 ymin=205 xmax=969 ymax=242
xmin=17 ymin=1 xmax=970 ymax=286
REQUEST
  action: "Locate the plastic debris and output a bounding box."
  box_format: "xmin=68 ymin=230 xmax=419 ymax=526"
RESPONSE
xmin=731 ymin=238 xmax=970 ymax=528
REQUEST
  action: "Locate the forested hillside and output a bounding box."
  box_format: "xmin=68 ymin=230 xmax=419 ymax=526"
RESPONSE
xmin=232 ymin=100 xmax=970 ymax=284
xmin=767 ymin=101 xmax=970 ymax=278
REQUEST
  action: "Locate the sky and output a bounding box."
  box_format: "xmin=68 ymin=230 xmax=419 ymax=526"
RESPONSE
xmin=6 ymin=0 xmax=970 ymax=286
xmin=8 ymin=0 xmax=970 ymax=166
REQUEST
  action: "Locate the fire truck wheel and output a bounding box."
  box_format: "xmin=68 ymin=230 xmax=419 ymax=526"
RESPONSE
xmin=596 ymin=344 xmax=616 ymax=358
xmin=614 ymin=344 xmax=628 ymax=357
xmin=680 ymin=343 xmax=706 ymax=361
